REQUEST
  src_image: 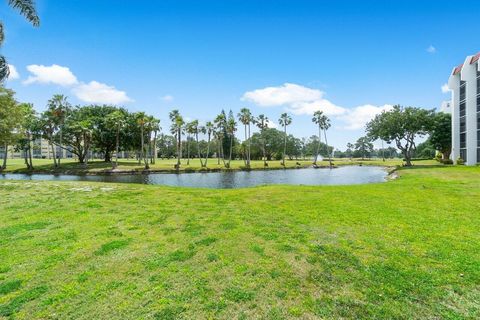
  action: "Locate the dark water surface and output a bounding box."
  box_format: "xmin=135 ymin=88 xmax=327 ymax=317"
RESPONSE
xmin=0 ymin=166 xmax=387 ymax=189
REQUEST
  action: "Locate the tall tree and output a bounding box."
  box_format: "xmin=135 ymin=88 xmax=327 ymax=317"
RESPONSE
xmin=255 ymin=114 xmax=269 ymax=167
xmin=366 ymin=105 xmax=435 ymax=166
xmin=1 ymin=0 xmax=40 ymax=81
xmin=46 ymin=94 xmax=70 ymax=165
xmin=169 ymin=109 xmax=184 ymax=169
xmin=40 ymin=109 xmax=58 ymax=167
xmin=214 ymin=111 xmax=227 ymax=165
xmin=278 ymin=112 xmax=292 ymax=166
xmin=202 ymin=121 xmax=214 ymax=167
xmin=354 ymin=136 xmax=374 ymax=160
xmin=430 ymin=112 xmax=452 ymax=160
xmin=311 ymin=110 xmax=324 ymax=165
xmin=150 ymin=117 xmax=161 ymax=164
xmin=185 ymin=120 xmax=198 ymax=165
xmin=0 ymin=88 xmax=23 ymax=170
xmin=319 ymin=113 xmax=332 ymax=167
xmin=105 ymin=110 xmax=126 ymax=169
xmin=237 ymin=108 xmax=253 ymax=168
xmin=136 ymin=112 xmax=150 ymax=169
xmin=225 ymin=110 xmax=237 ymax=168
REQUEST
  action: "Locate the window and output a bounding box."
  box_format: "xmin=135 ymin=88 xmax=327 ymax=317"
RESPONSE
xmin=460 ymin=117 xmax=466 ymax=133
xmin=460 ymin=149 xmax=467 ymax=162
xmin=478 ymin=130 xmax=480 ymax=147
xmin=460 ymin=81 xmax=466 ymax=101
xmin=478 ymin=148 xmax=480 ymax=163
xmin=460 ymin=133 xmax=466 ymax=148
xmin=460 ymin=101 xmax=466 ymax=117
xmin=477 ymin=95 xmax=480 ymax=113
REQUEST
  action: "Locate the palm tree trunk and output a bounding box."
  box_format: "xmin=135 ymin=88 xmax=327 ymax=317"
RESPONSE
xmin=50 ymin=137 xmax=57 ymax=168
xmin=58 ymin=128 xmax=63 ymax=165
xmin=217 ymin=139 xmax=221 ymax=165
xmin=323 ymin=129 xmax=332 ymax=168
xmin=196 ymin=133 xmax=204 ymax=167
xmin=153 ymin=131 xmax=157 ymax=164
xmin=186 ymin=136 xmax=190 ymax=165
xmin=177 ymin=128 xmax=182 ymax=167
xmin=262 ymin=131 xmax=267 ymax=167
xmin=204 ymin=135 xmax=211 ymax=167
xmin=247 ymin=123 xmax=251 ymax=167
xmin=314 ymin=125 xmax=321 ymax=165
xmin=28 ymin=137 xmax=34 ymax=169
xmin=283 ymin=126 xmax=287 ymax=166
xmin=243 ymin=124 xmax=247 ymax=166
xmin=227 ymin=133 xmax=233 ymax=168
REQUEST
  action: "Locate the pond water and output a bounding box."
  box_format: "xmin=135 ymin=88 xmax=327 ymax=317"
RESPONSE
xmin=0 ymin=166 xmax=387 ymax=189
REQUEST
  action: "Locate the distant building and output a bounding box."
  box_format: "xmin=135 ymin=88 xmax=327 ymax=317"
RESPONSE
xmin=447 ymin=52 xmax=480 ymax=165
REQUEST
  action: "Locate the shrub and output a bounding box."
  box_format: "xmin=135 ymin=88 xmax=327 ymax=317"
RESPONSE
xmin=456 ymin=157 xmax=465 ymax=165
xmin=441 ymin=159 xmax=453 ymax=165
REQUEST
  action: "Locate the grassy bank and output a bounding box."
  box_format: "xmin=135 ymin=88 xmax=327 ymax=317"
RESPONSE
xmin=1 ymin=158 xmax=438 ymax=174
xmin=0 ymin=166 xmax=479 ymax=319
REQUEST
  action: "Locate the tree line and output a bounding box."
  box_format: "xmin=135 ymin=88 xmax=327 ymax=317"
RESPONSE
xmin=0 ymin=88 xmax=335 ymax=171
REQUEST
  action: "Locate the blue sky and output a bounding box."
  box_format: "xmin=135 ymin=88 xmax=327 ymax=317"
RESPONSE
xmin=2 ymin=0 xmax=479 ymax=149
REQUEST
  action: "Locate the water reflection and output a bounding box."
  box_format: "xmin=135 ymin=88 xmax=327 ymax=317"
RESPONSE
xmin=0 ymin=166 xmax=387 ymax=189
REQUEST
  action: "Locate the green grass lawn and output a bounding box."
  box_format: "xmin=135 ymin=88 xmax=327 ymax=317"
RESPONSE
xmin=1 ymin=166 xmax=479 ymax=319
xmin=1 ymin=157 xmax=438 ymax=174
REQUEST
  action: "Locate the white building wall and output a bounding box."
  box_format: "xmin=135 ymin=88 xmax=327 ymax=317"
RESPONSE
xmin=448 ymin=53 xmax=480 ymax=165
xmin=461 ymin=58 xmax=477 ymax=165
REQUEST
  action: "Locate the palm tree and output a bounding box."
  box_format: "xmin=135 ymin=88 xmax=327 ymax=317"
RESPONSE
xmin=40 ymin=110 xmax=58 ymax=168
xmin=225 ymin=111 xmax=237 ymax=168
xmin=319 ymin=114 xmax=332 ymax=168
xmin=185 ymin=120 xmax=198 ymax=165
xmin=136 ymin=112 xmax=149 ymax=169
xmin=1 ymin=0 xmax=40 ymax=81
xmin=255 ymin=114 xmax=269 ymax=167
xmin=46 ymin=94 xmax=70 ymax=165
xmin=106 ymin=110 xmax=125 ymax=169
xmin=312 ymin=110 xmax=324 ymax=165
xmin=278 ymin=112 xmax=292 ymax=167
xmin=237 ymin=108 xmax=253 ymax=168
xmin=202 ymin=121 xmax=214 ymax=167
xmin=150 ymin=118 xmax=161 ymax=164
xmin=214 ymin=111 xmax=227 ymax=165
xmin=347 ymin=142 xmax=354 ymax=160
xmin=169 ymin=110 xmax=184 ymax=169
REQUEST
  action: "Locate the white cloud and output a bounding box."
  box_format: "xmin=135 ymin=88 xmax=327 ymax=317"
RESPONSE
xmin=242 ymin=83 xmax=391 ymax=131
xmin=265 ymin=119 xmax=278 ymax=129
xmin=426 ymin=45 xmax=437 ymax=54
xmin=161 ymin=94 xmax=174 ymax=102
xmin=441 ymin=83 xmax=450 ymax=93
xmin=21 ymin=63 xmax=133 ymax=104
xmin=289 ymin=100 xmax=346 ymax=116
xmin=242 ymin=83 xmax=323 ymax=107
xmin=242 ymin=83 xmax=345 ymax=116
xmin=339 ymin=104 xmax=393 ymax=130
xmin=73 ymin=81 xmax=133 ymax=104
xmin=7 ymin=64 xmax=20 ymax=80
xmin=23 ymin=64 xmax=78 ymax=86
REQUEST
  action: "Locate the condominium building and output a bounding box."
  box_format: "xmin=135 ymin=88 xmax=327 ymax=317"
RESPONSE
xmin=447 ymin=52 xmax=480 ymax=165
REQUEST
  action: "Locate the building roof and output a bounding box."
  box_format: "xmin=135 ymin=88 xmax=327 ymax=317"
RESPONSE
xmin=451 ymin=52 xmax=480 ymax=76
xmin=453 ymin=63 xmax=463 ymax=75
xmin=471 ymin=52 xmax=480 ymax=64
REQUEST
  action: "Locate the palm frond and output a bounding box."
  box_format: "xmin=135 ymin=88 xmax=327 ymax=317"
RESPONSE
xmin=0 ymin=56 xmax=10 ymax=82
xmin=8 ymin=0 xmax=40 ymax=26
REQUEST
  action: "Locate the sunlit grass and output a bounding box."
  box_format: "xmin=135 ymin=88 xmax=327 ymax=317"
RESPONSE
xmin=0 ymin=166 xmax=479 ymax=318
